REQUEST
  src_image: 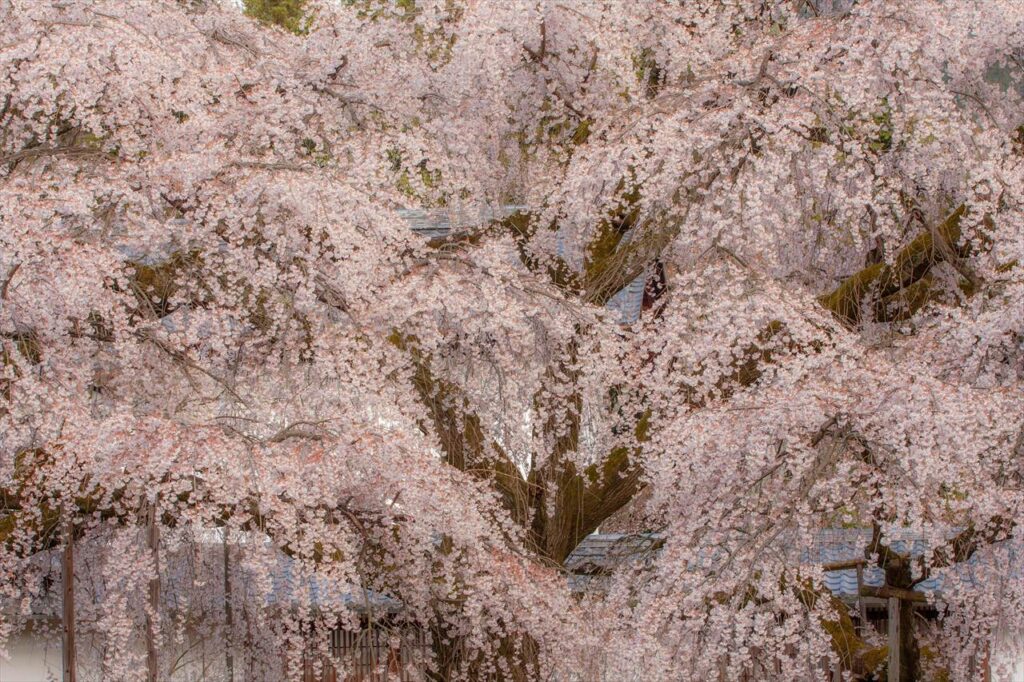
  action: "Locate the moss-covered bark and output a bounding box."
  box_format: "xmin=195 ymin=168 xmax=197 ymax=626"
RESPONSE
xmin=818 ymin=205 xmax=967 ymax=326
xmin=394 ymin=332 xmax=535 ymax=536
xmin=243 ymin=0 xmax=309 ymax=35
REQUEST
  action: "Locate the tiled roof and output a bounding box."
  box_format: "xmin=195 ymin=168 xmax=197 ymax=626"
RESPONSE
xmin=563 ymin=533 xmax=663 ymax=574
xmin=266 ymin=552 xmax=402 ymax=615
xmin=400 ymin=206 xmax=646 ymax=324
xmin=564 ymin=530 xmax=1018 ymax=600
xmin=397 ymin=206 xmax=526 ymax=240
xmin=803 ymin=528 xmax=946 ymax=598
xmin=605 ymin=272 xmax=646 ymax=325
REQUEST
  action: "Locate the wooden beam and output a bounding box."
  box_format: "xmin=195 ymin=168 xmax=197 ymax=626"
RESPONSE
xmin=822 ymin=558 xmax=866 ymax=571
xmin=860 ymin=585 xmax=927 ymax=603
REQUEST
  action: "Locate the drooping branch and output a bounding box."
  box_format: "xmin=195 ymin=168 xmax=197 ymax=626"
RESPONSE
xmin=0 ymin=448 xmax=381 ymax=564
xmin=704 ymin=205 xmax=974 ymax=403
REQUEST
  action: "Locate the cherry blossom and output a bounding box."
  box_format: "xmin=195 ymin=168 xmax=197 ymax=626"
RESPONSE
xmin=1 ymin=0 xmax=1022 ymax=680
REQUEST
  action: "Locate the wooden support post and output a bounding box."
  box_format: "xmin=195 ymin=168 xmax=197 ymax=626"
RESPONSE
xmin=146 ymin=505 xmax=161 ymax=682
xmin=62 ymin=521 xmax=77 ymax=682
xmin=887 ymin=597 xmax=900 ymax=682
xmin=856 ymin=564 xmax=867 ymax=634
xmin=223 ymin=528 xmax=234 ymax=681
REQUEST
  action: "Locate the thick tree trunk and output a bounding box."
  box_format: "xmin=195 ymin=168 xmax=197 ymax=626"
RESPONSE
xmin=897 ymin=597 xmax=919 ymax=681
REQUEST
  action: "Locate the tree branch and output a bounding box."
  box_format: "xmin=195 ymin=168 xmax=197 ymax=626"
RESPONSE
xmin=393 ymin=333 xmax=534 ymax=533
xmin=818 ymin=205 xmax=968 ymax=326
xmin=926 ymin=516 xmax=1014 ymax=572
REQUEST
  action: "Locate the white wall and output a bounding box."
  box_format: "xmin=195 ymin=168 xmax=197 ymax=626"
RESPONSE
xmin=993 ymin=635 xmax=1024 ymax=682
xmin=0 ymin=632 xmax=62 ymax=682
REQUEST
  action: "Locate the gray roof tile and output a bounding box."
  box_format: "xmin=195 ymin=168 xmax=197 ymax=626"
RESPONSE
xmin=400 ymin=207 xmax=646 ymax=323
xmin=564 ymin=531 xmax=1018 ymax=600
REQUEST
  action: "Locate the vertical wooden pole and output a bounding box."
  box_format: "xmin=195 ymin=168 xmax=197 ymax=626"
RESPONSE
xmin=855 ymin=564 xmax=867 ymax=634
xmin=62 ymin=520 xmax=77 ymax=682
xmin=223 ymin=528 xmax=234 ymax=681
xmin=887 ymin=597 xmax=900 ymax=682
xmin=146 ymin=505 xmax=161 ymax=682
